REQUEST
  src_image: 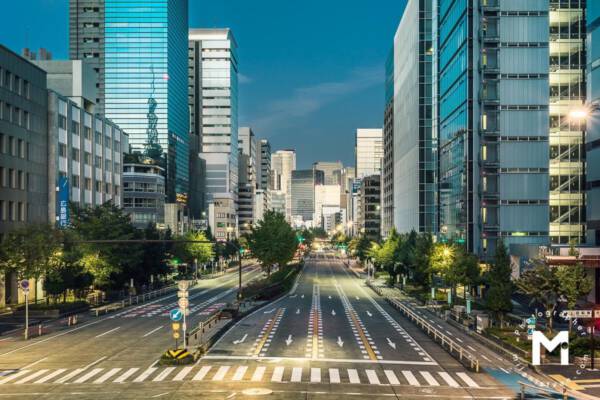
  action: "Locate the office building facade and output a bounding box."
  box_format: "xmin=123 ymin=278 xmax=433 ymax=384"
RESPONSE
xmin=189 ymin=29 xmax=239 ymax=205
xmin=70 ymin=0 xmax=190 ymax=204
xmin=291 ymin=169 xmax=323 ymax=224
xmin=382 ymin=48 xmax=395 ymax=238
xmin=271 ymin=149 xmax=296 ymax=221
xmin=122 ymin=163 xmax=165 ymax=228
xmin=313 ymin=161 xmax=343 ymax=185
xmin=588 ymin=1 xmax=600 ymax=245
xmin=435 ymin=0 xmax=550 ymax=257
xmin=238 ymin=127 xmax=257 ymax=235
xmin=355 ymin=128 xmax=383 ymax=179
xmin=358 ymin=174 xmax=381 ymax=241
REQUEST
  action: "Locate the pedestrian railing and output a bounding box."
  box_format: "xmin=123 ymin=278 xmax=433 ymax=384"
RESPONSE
xmin=366 ymin=281 xmax=481 ymax=372
xmin=518 ymin=381 xmax=567 ymax=400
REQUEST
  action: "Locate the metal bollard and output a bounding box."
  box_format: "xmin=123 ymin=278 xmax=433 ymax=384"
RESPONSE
xmin=38 ymin=324 xmax=42 ymax=336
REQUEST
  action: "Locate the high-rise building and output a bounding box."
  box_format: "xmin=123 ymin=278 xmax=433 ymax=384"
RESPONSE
xmin=355 ymin=128 xmax=383 ymax=179
xmin=189 ymin=29 xmax=239 ymax=206
xmin=587 ymin=1 xmax=600 ymax=246
xmin=435 ymin=0 xmax=550 ymax=257
xmin=291 ymin=169 xmax=323 ymax=225
xmin=358 ymin=174 xmax=381 ymax=241
xmin=314 ymin=184 xmax=341 ymax=228
xmin=70 ymin=0 xmax=190 ymax=204
xmin=382 ymin=48 xmax=395 ymax=238
xmin=238 ymin=127 xmax=257 ymax=235
xmin=388 ymin=0 xmax=436 ymax=235
xmin=313 ymin=161 xmax=343 ymax=185
xmin=271 ymin=149 xmax=296 ymax=221
xmin=255 ymin=139 xmax=271 ymax=223
xmin=549 ymin=0 xmax=587 ymax=245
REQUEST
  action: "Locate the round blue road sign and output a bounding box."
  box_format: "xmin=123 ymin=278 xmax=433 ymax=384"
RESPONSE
xmin=170 ymin=309 xmax=183 ymax=322
xmin=20 ymin=280 xmax=29 ymax=290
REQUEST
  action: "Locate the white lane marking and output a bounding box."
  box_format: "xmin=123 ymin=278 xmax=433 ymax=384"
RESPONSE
xmin=467 ymin=345 xmax=476 ymax=352
xmin=329 ymin=368 xmax=340 ymax=384
xmin=365 ymin=369 xmax=380 ymax=385
xmin=384 ymin=370 xmax=400 ymax=385
xmin=0 ymin=370 xmax=30 ymax=384
xmin=73 ymin=368 xmax=103 ymax=383
xmin=402 ymin=370 xmax=420 ymax=386
xmin=133 ymin=367 xmax=157 ymax=383
xmin=192 ymin=366 xmax=211 ymax=381
xmin=291 ymin=367 xmax=302 ymax=382
xmin=0 ymin=337 xmax=14 ymax=341
xmin=153 ymin=367 xmax=175 ymax=382
xmin=212 ymin=366 xmax=230 ymax=381
xmin=456 ymin=372 xmax=479 ymax=388
xmin=172 ymin=366 xmax=193 ymax=381
xmin=500 ymin=367 xmax=510 ymax=374
xmin=232 ymin=366 xmax=247 ymax=381
xmin=348 ymin=369 xmax=360 ymax=384
xmin=445 ymin=330 xmax=453 ymax=336
xmin=22 ymin=357 xmax=48 ymax=369
xmin=34 ymin=368 xmax=67 ymax=384
xmin=419 ymin=371 xmax=439 ymax=386
xmin=94 ymin=368 xmax=121 ymax=384
xmin=84 ymin=356 xmax=107 ymax=369
xmin=142 ymin=326 xmax=163 ymax=337
xmin=310 ymin=368 xmax=321 ymax=383
xmin=94 ymin=327 xmax=121 ymax=338
xmin=455 ymin=337 xmax=464 ymax=343
xmin=481 ymin=354 xmax=491 ymax=362
xmin=203 ymin=355 xmax=436 ymax=365
xmin=151 ymin=393 xmax=169 ymax=398
xmin=437 ymin=371 xmax=459 ymax=387
xmin=271 ymin=366 xmax=284 ymax=382
xmin=251 ymin=366 xmax=266 ymax=382
xmin=113 ymin=367 xmax=139 ymax=383
xmin=55 ymin=368 xmax=84 ymax=384
xmin=14 ymin=369 xmax=49 ymax=384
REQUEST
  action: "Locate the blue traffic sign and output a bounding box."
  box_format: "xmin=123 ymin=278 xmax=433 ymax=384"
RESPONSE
xmin=170 ymin=309 xmax=183 ymax=322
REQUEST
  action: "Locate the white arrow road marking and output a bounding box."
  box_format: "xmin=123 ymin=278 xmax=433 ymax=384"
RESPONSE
xmin=285 ymin=335 xmax=293 ymax=346
xmin=387 ymin=337 xmax=396 ymax=349
xmin=233 ymin=334 xmax=248 ymax=345
xmin=366 ymin=311 xmax=372 ymax=317
xmin=296 ymin=308 xmax=300 ymax=314
xmin=355 ymin=296 xmax=359 ymax=300
xmin=263 ymin=309 xmax=275 ymax=314
xmin=301 ymin=294 xmax=304 ymax=299
xmin=328 ymin=295 xmax=332 ymax=299
xmin=337 ymin=336 xmax=344 ymax=347
xmin=331 ymin=310 xmax=336 ymax=316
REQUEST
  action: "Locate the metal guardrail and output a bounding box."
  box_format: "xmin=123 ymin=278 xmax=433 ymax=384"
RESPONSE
xmin=518 ymin=381 xmax=568 ymax=400
xmin=90 ymin=283 xmax=185 ymax=317
xmin=367 ymin=282 xmax=480 ymax=372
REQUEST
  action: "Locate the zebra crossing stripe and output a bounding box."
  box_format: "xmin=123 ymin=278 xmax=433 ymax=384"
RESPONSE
xmin=251 ymin=366 xmax=265 ymax=382
xmin=172 ymin=366 xmax=193 ymax=381
xmin=192 ymin=366 xmax=211 ymax=381
xmin=153 ymin=367 xmax=175 ymax=382
xmin=212 ymin=366 xmax=230 ymax=381
xmin=328 ymin=368 xmax=340 ymax=384
xmin=94 ymin=368 xmax=122 ymax=384
xmin=74 ymin=368 xmax=103 ymax=384
xmin=365 ymin=369 xmax=380 ymax=385
xmin=14 ymin=369 xmax=48 ymax=385
xmin=438 ymin=371 xmax=459 ymax=387
xmin=0 ymin=370 xmax=30 ymax=384
xmin=419 ymin=371 xmax=439 ymax=386
xmin=271 ymin=366 xmax=284 ymax=382
xmin=402 ymin=370 xmax=420 ymax=386
xmin=456 ymin=372 xmax=479 ymax=388
xmin=232 ymin=366 xmax=247 ymax=381
xmin=291 ymin=367 xmax=302 ymax=382
xmin=384 ymin=370 xmax=400 ymax=385
xmin=114 ymin=368 xmax=139 ymax=383
xmin=133 ymin=367 xmax=157 ymax=383
xmin=347 ymin=369 xmax=360 ymax=384
xmin=310 ymin=368 xmax=321 ymax=383
xmin=55 ymin=368 xmax=84 ymax=384
xmin=34 ymin=368 xmax=66 ymax=384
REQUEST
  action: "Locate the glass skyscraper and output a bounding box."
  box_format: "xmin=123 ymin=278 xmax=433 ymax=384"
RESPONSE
xmin=587 ymin=1 xmax=600 ymax=246
xmin=70 ymin=0 xmax=189 ymax=203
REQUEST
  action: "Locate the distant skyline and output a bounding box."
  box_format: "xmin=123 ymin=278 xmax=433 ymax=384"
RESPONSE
xmin=0 ymin=0 xmax=406 ymax=169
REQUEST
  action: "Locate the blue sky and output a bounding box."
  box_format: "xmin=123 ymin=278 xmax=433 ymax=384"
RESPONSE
xmin=0 ymin=0 xmax=406 ymax=168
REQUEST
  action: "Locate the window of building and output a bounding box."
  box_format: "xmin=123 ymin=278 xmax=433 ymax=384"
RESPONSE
xmin=14 ymin=76 xmax=20 ymax=95
xmin=4 ymin=71 xmax=11 ymax=90
xmin=3 ymin=103 xmax=9 ymax=122
xmin=17 ymin=139 xmax=24 ymax=158
xmin=0 ymin=167 xmax=5 ymax=187
xmin=23 ymin=111 xmax=29 ymax=129
xmin=114 ymin=162 xmax=120 ymax=173
xmin=84 ymin=151 xmax=91 ymax=165
xmin=104 ymin=159 xmax=111 ymax=171
xmin=105 ymin=183 xmax=111 ymax=194
xmin=12 ymin=107 xmax=20 ymax=125
xmin=104 ymin=135 xmax=111 ymax=149
xmin=114 ymin=185 xmax=119 ymax=197
xmin=23 ymin=80 xmax=30 ymax=98
xmin=0 ymin=134 xmax=4 ymax=153
xmin=95 ymin=131 xmax=102 ymax=144
xmin=114 ymin=140 xmax=120 ymax=152
xmin=72 ymin=174 xmax=80 ymax=188
xmin=18 ymin=202 xmax=25 ymax=221
xmin=59 ymin=143 xmax=67 ymax=157
xmin=0 ymin=200 xmax=4 ymax=221
xmin=8 ymin=201 xmax=14 ymax=221
xmin=71 ymin=120 xmax=79 ymax=135
xmin=84 ymin=178 xmax=92 ymax=190
xmin=59 ymin=115 xmax=67 ymax=130
xmin=95 ymin=180 xmax=102 ymax=192
xmin=8 ymin=169 xmax=15 ymax=188
xmin=8 ymin=136 xmax=15 ymax=156
xmin=84 ymin=126 xmax=91 ymax=139
xmin=18 ymin=170 xmax=24 ymax=190
xmin=71 ymin=148 xmax=80 ymax=162
xmin=95 ymin=155 xmax=102 ymax=168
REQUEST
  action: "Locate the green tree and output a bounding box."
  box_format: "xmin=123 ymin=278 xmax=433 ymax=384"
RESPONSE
xmin=516 ymin=260 xmax=562 ymax=332
xmin=449 ymin=248 xmax=480 ymax=299
xmin=0 ymin=223 xmax=62 ymax=302
xmin=484 ymin=240 xmax=513 ymax=327
xmin=183 ymin=231 xmax=214 ymax=265
xmin=555 ymin=263 xmax=593 ymax=309
xmin=248 ymin=211 xmax=297 ymax=276
xmin=412 ymin=232 xmax=433 ymax=288
xmin=348 ymin=235 xmax=371 ymax=263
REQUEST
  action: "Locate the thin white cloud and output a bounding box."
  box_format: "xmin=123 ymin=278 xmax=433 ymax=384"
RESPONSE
xmin=238 ymin=73 xmax=252 ymax=84
xmin=250 ymin=65 xmax=383 ymax=133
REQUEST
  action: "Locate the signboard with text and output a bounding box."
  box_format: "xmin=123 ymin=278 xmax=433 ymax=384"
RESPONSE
xmin=57 ymin=176 xmax=69 ymax=228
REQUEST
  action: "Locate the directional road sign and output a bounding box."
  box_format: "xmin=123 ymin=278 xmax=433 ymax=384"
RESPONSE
xmin=20 ymin=280 xmax=29 ymax=293
xmin=170 ymin=309 xmax=183 ymax=322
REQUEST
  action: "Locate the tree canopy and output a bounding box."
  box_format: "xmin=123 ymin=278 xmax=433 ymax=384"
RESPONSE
xmin=247 ymin=211 xmax=297 ymax=276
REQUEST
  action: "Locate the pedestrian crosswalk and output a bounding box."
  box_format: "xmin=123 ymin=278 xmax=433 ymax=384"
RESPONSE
xmin=0 ymin=364 xmax=485 ymax=388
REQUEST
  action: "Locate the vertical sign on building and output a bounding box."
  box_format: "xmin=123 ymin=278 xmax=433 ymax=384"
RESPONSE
xmin=58 ymin=176 xmax=69 ymax=228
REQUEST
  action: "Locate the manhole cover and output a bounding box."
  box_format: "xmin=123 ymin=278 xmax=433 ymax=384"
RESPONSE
xmin=241 ymin=388 xmax=273 ymax=396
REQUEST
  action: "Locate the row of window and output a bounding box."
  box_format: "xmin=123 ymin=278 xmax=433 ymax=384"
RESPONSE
xmin=123 ymin=198 xmax=158 ymax=208
xmin=0 ymin=67 xmax=31 ymax=98
xmin=123 ymin=181 xmax=164 ymax=193
xmin=0 ymin=200 xmax=26 ymax=222
xmin=0 ymin=134 xmax=28 ymax=159
xmin=57 ymin=115 xmax=121 ymax=151
xmin=0 ymin=167 xmax=27 ymax=190
xmin=69 ymin=173 xmax=120 ymax=196
xmin=59 ymin=144 xmax=121 ymax=171
xmin=0 ymin=100 xmax=31 ymax=129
